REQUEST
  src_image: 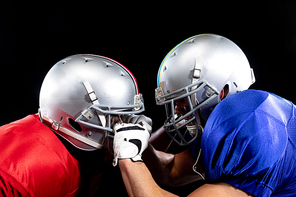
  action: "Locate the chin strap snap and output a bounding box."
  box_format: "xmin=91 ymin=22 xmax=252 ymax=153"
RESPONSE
xmin=38 ymin=109 xmax=103 ymax=149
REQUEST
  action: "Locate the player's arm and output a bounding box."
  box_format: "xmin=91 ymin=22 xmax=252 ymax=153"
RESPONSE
xmin=188 ymin=183 xmax=254 ymax=197
xmin=143 ymin=143 xmax=204 ymax=187
xmin=143 ymin=125 xmax=204 ymax=186
xmin=113 ymin=123 xmax=175 ymax=196
xmin=120 ymin=116 xmax=199 ymax=186
xmin=149 ymin=127 xmax=173 ymax=152
xmin=119 ymin=159 xmax=177 ymax=197
xmin=113 ymin=123 xmax=252 ymax=197
xmin=125 ymin=120 xmax=203 ymax=186
xmin=119 ymin=158 xmax=252 ymax=197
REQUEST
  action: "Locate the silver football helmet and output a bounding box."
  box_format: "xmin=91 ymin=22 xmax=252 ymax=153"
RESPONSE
xmin=155 ymin=34 xmax=255 ymax=146
xmin=39 ymin=54 xmax=144 ymax=151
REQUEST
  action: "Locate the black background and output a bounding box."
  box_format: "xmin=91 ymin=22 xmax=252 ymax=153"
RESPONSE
xmin=0 ymin=1 xmax=296 ymax=132
xmin=1 ymin=1 xmax=296 ymax=196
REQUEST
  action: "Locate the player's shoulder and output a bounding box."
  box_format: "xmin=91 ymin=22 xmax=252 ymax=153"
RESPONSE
xmin=202 ymin=89 xmax=292 ymax=182
xmin=208 ymin=89 xmax=293 ymax=126
xmin=204 ymin=89 xmax=293 ymax=148
xmin=0 ymin=115 xmax=81 ymax=196
xmin=0 ymin=114 xmax=75 ymax=162
xmin=220 ymin=89 xmax=292 ymax=109
xmin=0 ymin=114 xmax=42 ymax=130
xmin=214 ymin=89 xmax=271 ymax=115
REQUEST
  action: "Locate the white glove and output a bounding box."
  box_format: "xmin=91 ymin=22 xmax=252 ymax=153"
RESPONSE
xmin=113 ymin=123 xmax=150 ymax=166
xmin=121 ymin=114 xmax=152 ymax=134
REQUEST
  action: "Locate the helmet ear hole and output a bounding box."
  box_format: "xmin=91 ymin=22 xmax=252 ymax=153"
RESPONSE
xmin=68 ymin=118 xmax=82 ymax=132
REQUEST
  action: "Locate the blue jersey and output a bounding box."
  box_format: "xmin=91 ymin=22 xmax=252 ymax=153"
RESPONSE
xmin=195 ymin=90 xmax=296 ymax=196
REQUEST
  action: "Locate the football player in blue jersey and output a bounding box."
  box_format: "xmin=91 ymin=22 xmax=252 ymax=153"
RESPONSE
xmin=113 ymin=34 xmax=296 ymax=196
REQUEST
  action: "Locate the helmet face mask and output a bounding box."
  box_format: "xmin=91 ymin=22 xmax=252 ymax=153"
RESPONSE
xmin=156 ymin=34 xmax=255 ymax=146
xmin=39 ymin=54 xmax=144 ymax=151
xmin=75 ymin=93 xmax=144 ymax=133
xmin=156 ymin=79 xmax=219 ymax=146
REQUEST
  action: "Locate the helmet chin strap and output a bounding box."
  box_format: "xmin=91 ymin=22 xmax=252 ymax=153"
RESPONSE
xmin=190 ymin=108 xmax=205 ymax=180
xmin=186 ymin=108 xmax=203 ymax=136
xmin=82 ymin=81 xmax=106 ymax=127
xmin=38 ymin=109 xmax=104 ymax=149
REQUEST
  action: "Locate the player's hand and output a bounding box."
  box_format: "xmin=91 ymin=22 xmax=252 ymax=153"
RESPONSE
xmin=121 ymin=114 xmax=152 ymax=134
xmin=113 ymin=123 xmax=150 ymax=166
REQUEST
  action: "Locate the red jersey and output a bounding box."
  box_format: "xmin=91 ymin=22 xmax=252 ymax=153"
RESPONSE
xmin=0 ymin=114 xmax=81 ymax=196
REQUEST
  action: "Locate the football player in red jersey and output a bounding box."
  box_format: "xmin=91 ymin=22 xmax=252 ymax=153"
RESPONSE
xmin=0 ymin=54 xmax=151 ymax=196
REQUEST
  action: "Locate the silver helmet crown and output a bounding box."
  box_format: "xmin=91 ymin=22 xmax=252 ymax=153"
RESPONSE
xmin=156 ymin=34 xmax=255 ymax=146
xmin=39 ymin=54 xmax=144 ymax=150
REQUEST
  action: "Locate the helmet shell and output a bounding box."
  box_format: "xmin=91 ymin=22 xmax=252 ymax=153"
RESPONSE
xmin=40 ymin=54 xmax=141 ymax=150
xmin=157 ymin=34 xmax=255 ymax=120
xmin=155 ymin=34 xmax=255 ymax=146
